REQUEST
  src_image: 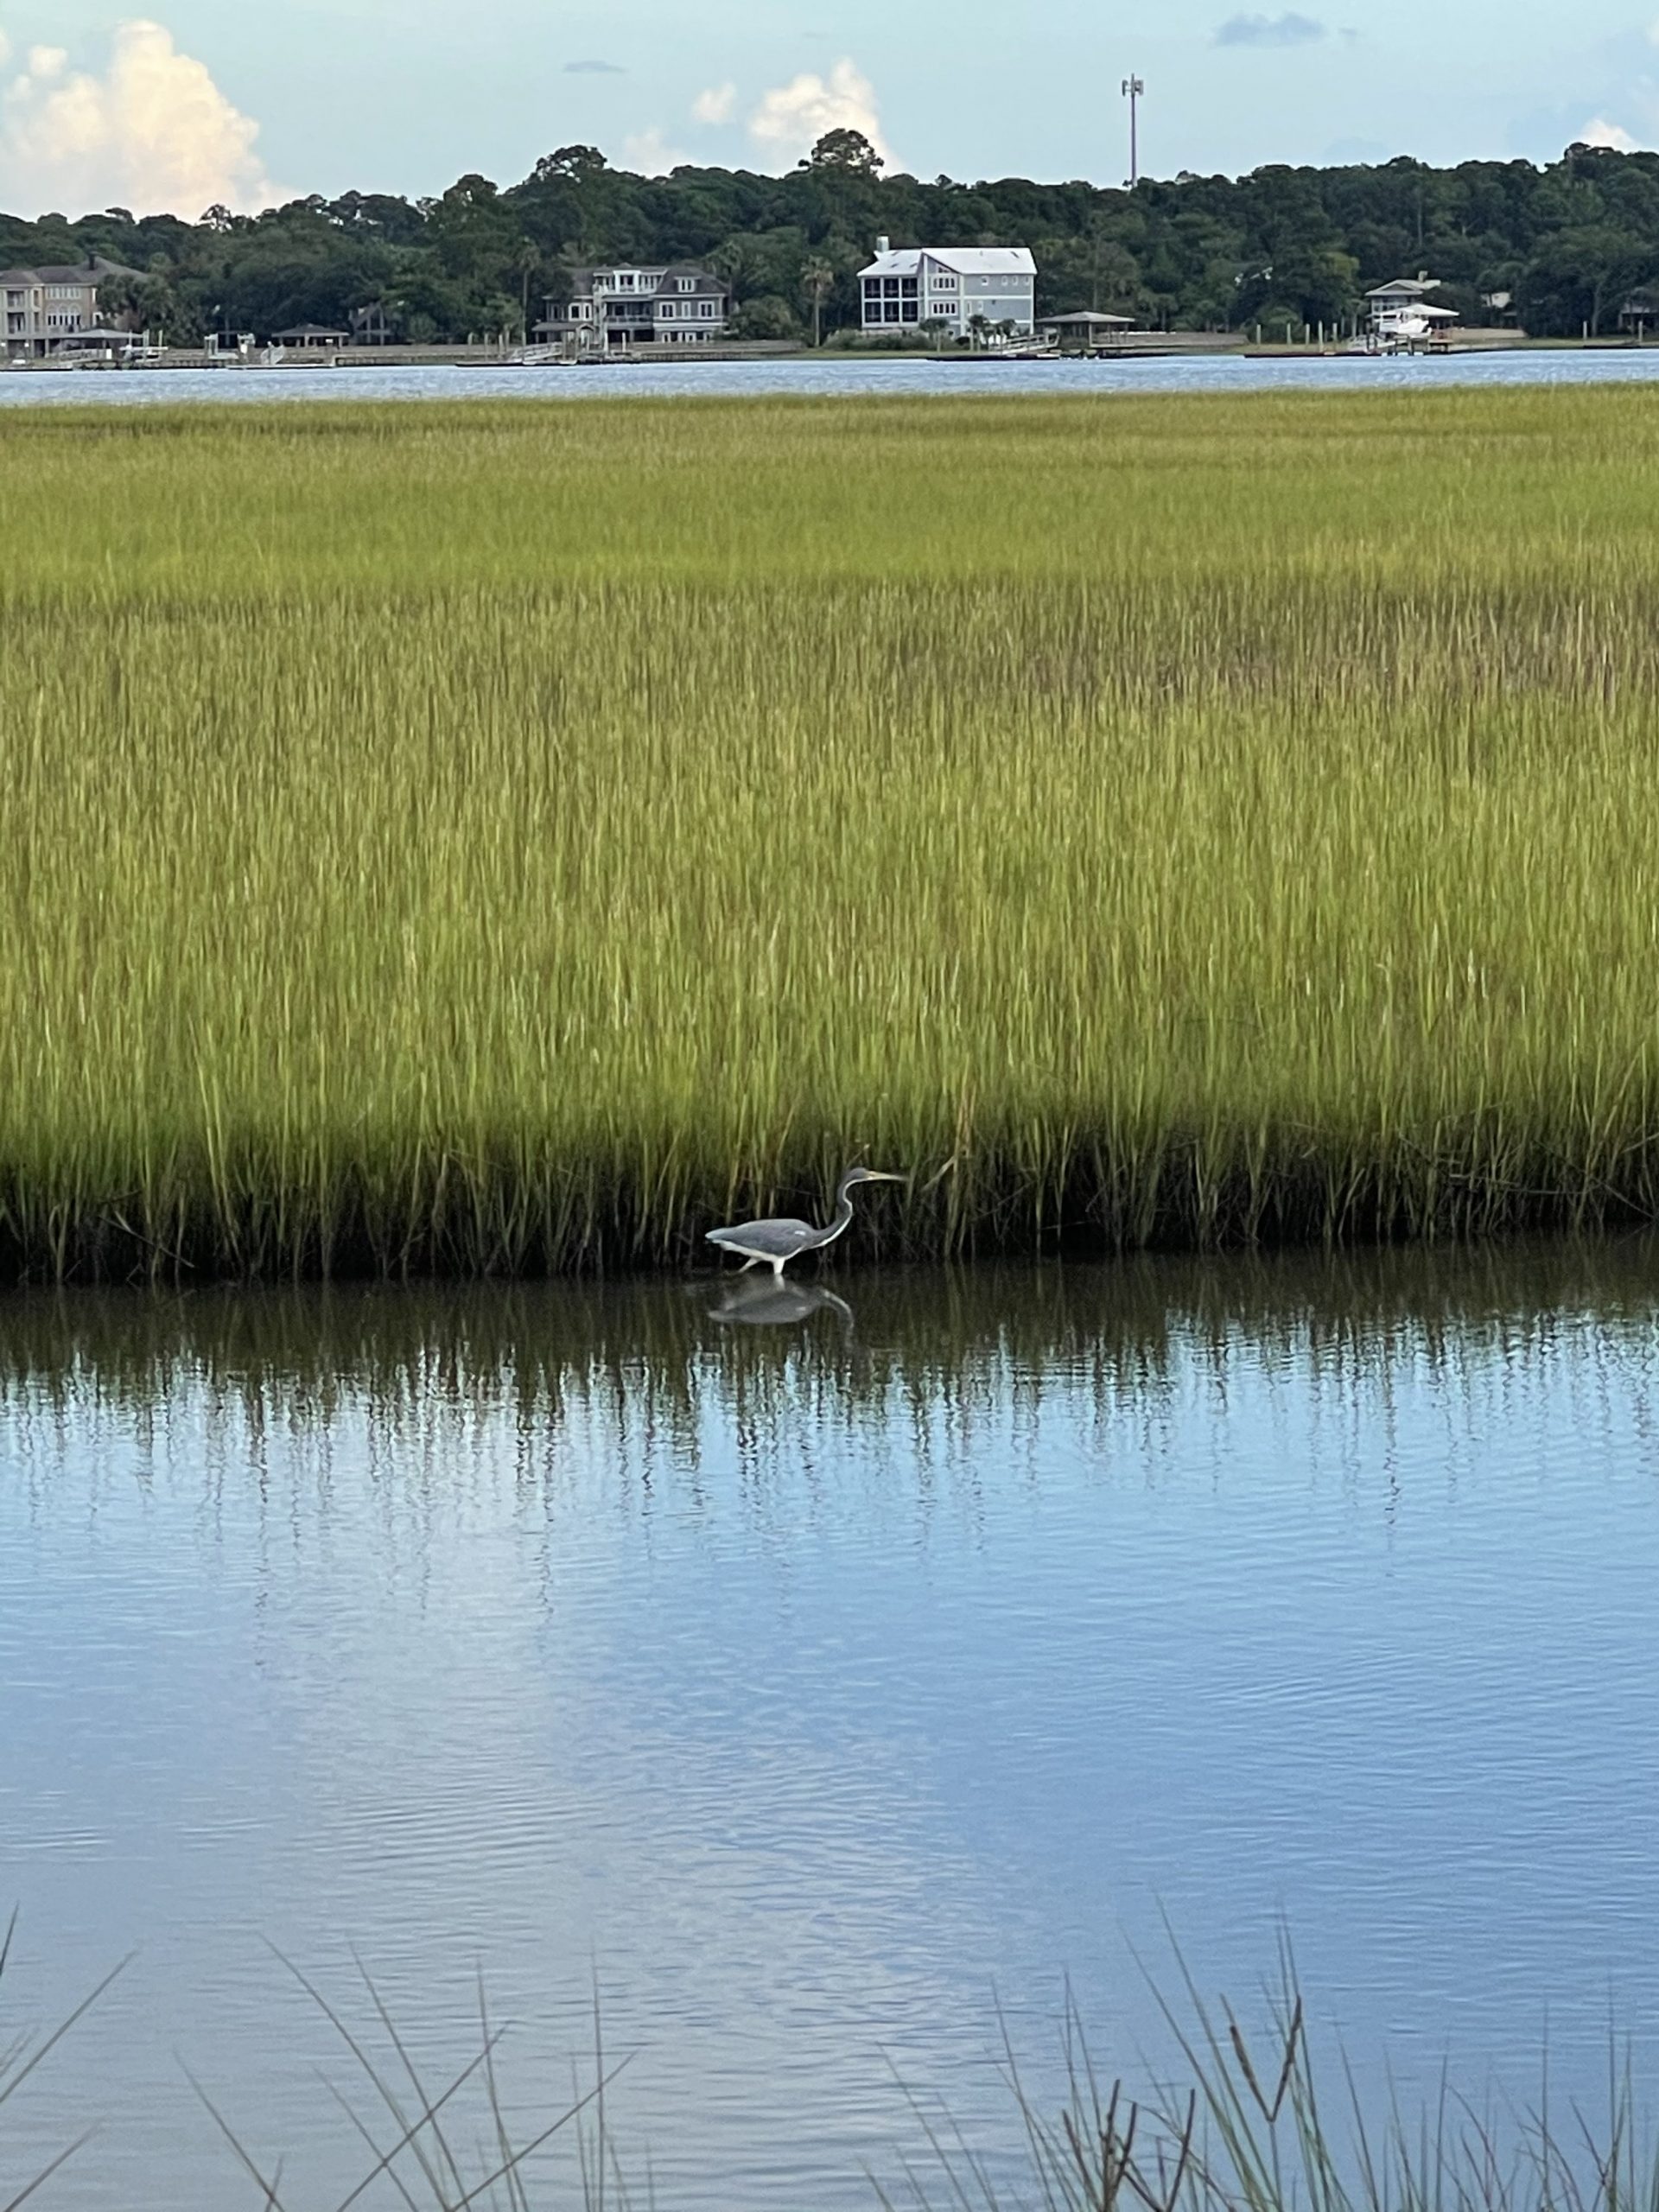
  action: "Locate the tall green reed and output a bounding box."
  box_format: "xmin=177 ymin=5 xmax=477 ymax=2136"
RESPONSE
xmin=3 ymin=390 xmax=1658 ymax=1276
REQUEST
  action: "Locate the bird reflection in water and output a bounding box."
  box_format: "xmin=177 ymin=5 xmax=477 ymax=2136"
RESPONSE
xmin=706 ymin=1277 xmax=855 ymax=1329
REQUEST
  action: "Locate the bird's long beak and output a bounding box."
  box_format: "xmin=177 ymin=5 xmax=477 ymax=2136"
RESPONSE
xmin=866 ymin=1171 xmax=908 ymax=1183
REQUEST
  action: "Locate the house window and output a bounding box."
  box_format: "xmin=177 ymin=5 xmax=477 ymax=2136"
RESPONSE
xmin=678 ymin=276 xmax=696 ymax=292
xmin=901 ymin=302 xmax=918 ymax=322
xmin=883 ymin=277 xmax=899 ymax=296
xmin=659 ymin=301 xmax=677 ymax=318
xmin=696 ymin=300 xmax=715 ymax=318
xmin=901 ymin=278 xmax=918 ymax=297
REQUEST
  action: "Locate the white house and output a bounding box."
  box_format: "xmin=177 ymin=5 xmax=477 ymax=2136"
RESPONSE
xmin=858 ymin=238 xmax=1037 ymax=338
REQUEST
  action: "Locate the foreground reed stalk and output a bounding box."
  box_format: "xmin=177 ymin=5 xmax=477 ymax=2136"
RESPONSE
xmin=3 ymin=387 xmax=1658 ymax=1279
xmin=9 ymin=1935 xmax=1656 ymax=2212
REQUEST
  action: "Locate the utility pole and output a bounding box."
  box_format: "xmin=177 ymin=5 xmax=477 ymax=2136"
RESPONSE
xmin=1122 ymin=75 xmax=1144 ymax=186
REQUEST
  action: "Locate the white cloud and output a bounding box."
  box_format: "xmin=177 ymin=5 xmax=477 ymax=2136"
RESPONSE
xmin=0 ymin=32 xmax=10 ymax=70
xmin=1580 ymin=114 xmax=1642 ymax=149
xmin=747 ymin=57 xmax=893 ymax=170
xmin=621 ymin=125 xmax=686 ymax=175
xmin=1213 ymin=10 xmax=1326 ymax=44
xmin=0 ymin=19 xmax=281 ymax=218
xmin=692 ymin=81 xmax=736 ymax=126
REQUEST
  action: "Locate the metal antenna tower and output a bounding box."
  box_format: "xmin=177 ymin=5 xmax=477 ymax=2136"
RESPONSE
xmin=1122 ymin=75 xmax=1144 ymax=185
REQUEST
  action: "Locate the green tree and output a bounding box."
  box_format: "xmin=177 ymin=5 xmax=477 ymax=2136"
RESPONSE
xmin=804 ymin=129 xmax=883 ymax=175
xmin=728 ymin=293 xmax=798 ymax=339
xmin=1518 ymin=226 xmax=1650 ymax=336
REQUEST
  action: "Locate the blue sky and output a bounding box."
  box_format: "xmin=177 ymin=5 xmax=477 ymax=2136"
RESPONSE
xmin=0 ymin=0 xmax=1655 ymax=218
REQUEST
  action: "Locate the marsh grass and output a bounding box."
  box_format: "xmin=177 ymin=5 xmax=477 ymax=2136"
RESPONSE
xmin=5 ymin=388 xmax=1659 ymax=1278
xmin=0 ymin=1915 xmax=127 ymax=2211
xmin=183 ymin=1951 xmax=635 ymax=2212
xmin=885 ymin=1954 xmax=1659 ymax=2212
xmin=17 ymin=1929 xmax=1657 ymax=2212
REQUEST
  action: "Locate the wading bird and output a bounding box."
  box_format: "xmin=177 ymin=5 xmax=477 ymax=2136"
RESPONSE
xmin=705 ymin=1166 xmax=906 ymax=1277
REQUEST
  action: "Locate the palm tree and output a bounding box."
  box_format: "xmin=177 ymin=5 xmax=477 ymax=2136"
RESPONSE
xmin=800 ymin=255 xmax=836 ymax=347
xmin=512 ymin=238 xmax=543 ymax=343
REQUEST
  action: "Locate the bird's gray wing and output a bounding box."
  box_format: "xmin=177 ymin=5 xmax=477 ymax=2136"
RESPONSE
xmin=706 ymin=1216 xmax=816 ymax=1253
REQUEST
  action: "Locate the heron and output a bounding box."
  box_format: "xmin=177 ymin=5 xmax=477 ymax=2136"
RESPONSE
xmin=705 ymin=1166 xmax=906 ymax=1278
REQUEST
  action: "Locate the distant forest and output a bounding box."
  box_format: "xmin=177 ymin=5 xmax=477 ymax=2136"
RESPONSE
xmin=5 ymin=131 xmax=1658 ymax=344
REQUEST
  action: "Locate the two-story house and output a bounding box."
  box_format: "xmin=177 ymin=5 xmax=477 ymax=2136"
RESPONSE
xmin=535 ymin=264 xmax=733 ymax=351
xmin=858 ymin=239 xmax=1037 ymax=339
xmin=3 ymin=257 xmax=139 ymax=359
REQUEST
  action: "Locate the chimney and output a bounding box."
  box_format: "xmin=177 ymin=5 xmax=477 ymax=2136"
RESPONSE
xmin=875 ymin=234 xmax=890 ymax=255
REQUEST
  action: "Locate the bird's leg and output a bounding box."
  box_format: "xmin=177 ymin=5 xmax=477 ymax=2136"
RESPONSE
xmin=771 ymin=1256 xmax=789 ymax=1278
xmin=738 ymin=1256 xmax=762 ymax=1272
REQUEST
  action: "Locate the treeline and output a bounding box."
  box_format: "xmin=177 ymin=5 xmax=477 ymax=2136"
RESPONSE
xmin=4 ymin=132 xmax=1658 ymax=344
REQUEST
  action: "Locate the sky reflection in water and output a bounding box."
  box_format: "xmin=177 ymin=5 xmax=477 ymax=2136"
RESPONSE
xmin=3 ymin=1244 xmax=1659 ymax=2209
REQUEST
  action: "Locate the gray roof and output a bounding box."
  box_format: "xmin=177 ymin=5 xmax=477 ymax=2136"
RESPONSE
xmin=3 ymin=257 xmax=143 ymax=285
xmin=273 ymin=323 xmax=349 ymax=338
xmin=547 ymin=262 xmax=730 ymax=303
xmin=861 ymin=245 xmax=1036 ymax=279
xmin=1039 ymin=309 xmax=1135 ymax=326
xmin=1364 ymin=276 xmax=1440 ymax=298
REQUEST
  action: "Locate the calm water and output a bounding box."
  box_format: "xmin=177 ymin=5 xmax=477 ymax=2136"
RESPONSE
xmin=4 ymin=1244 xmax=1659 ymax=2209
xmin=6 ymin=347 xmax=1659 ymax=407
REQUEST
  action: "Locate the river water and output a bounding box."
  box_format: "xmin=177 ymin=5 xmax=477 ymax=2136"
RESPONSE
xmin=6 ymin=346 xmax=1659 ymax=408
xmin=4 ymin=1244 xmax=1659 ymax=2209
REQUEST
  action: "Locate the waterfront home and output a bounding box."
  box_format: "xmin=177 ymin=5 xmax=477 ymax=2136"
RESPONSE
xmin=858 ymin=239 xmax=1037 ymax=338
xmin=3 ymin=257 xmax=139 ymax=359
xmin=535 ymin=264 xmax=733 ymax=352
xmin=1363 ymin=274 xmax=1444 ymax=327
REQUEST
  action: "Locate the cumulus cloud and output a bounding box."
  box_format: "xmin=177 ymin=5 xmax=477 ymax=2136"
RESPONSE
xmin=1213 ymin=11 xmax=1326 ymax=45
xmin=747 ymin=58 xmax=893 ymax=168
xmin=1580 ymin=115 xmax=1642 ymax=149
xmin=621 ymin=125 xmax=686 ymax=174
xmin=692 ymin=81 xmax=736 ymax=125
xmin=563 ymin=58 xmax=625 ymax=73
xmin=0 ymin=18 xmax=280 ymax=217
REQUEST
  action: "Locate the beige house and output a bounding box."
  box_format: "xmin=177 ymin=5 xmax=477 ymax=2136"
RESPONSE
xmin=3 ymin=257 xmax=138 ymax=359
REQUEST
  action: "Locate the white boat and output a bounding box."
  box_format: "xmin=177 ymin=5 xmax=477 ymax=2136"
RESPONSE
xmin=1357 ymin=303 xmax=1460 ymax=354
xmin=939 ymin=335 xmax=1063 ymax=364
